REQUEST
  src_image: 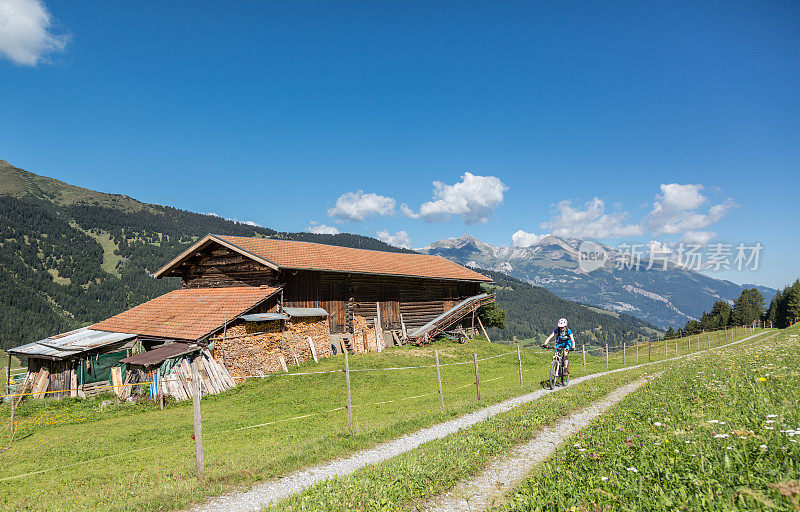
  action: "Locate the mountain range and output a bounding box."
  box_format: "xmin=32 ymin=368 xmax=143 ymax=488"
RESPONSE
xmin=420 ymin=234 xmax=776 ymax=329
xmin=0 ymin=159 xmax=658 ymax=350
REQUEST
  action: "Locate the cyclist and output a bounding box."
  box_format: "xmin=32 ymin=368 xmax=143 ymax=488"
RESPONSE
xmin=543 ymin=318 xmax=575 ymax=378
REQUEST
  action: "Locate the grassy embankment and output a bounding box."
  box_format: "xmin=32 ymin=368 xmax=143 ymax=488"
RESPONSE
xmin=0 ymin=327 xmax=766 ymax=512
xmin=500 ymin=326 xmax=798 ymax=511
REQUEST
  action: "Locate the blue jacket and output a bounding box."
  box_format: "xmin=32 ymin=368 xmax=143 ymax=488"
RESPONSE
xmin=553 ymin=328 xmax=574 ymax=349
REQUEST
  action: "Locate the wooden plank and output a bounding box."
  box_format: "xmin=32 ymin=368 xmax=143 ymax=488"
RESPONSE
xmin=278 ymin=354 xmax=288 ymax=373
xmin=307 ymin=337 xmax=318 ymax=362
xmin=110 ymin=367 xmax=123 ymax=397
xmin=70 ymin=369 xmax=78 ymax=398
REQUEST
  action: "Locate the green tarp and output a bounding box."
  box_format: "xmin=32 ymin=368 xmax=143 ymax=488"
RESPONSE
xmin=79 ymin=350 xmax=128 ymax=384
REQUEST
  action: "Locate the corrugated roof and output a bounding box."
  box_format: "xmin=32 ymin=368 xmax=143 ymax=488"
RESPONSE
xmin=120 ymin=343 xmax=200 ymax=367
xmin=240 ymin=312 xmax=289 ymax=322
xmin=154 ymin=234 xmax=491 ymax=282
xmin=8 ymin=327 xmax=137 ymax=360
xmin=282 ymin=307 xmax=329 ymax=317
xmin=92 ymin=286 xmax=282 ymax=341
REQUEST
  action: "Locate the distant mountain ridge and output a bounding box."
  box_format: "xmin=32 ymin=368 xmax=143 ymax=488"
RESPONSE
xmin=420 ymin=234 xmax=775 ymax=329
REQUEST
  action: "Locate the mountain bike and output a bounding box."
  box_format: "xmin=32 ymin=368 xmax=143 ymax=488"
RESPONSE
xmin=544 ymin=346 xmax=570 ymax=389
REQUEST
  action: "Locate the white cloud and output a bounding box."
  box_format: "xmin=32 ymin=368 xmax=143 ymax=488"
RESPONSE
xmin=0 ymin=0 xmax=69 ymax=66
xmin=239 ymin=220 xmax=259 ymax=227
xmin=327 ymin=190 xmax=396 ymax=222
xmin=542 ymin=198 xmax=643 ymax=239
xmin=307 ymin=221 xmax=340 ymax=235
xmin=376 ymin=229 xmax=411 ymax=249
xmin=403 ymin=172 xmax=508 ymax=224
xmin=206 ymin=212 xmax=220 ymax=217
xmin=680 ymin=230 xmax=716 ymax=245
xmin=511 ymin=229 xmax=547 ymax=247
xmin=644 ymin=184 xmax=733 ymax=236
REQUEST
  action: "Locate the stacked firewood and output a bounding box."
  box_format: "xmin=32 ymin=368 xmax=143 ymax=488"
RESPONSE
xmin=211 ymin=316 xmax=332 ymax=379
xmin=158 ymin=348 xmax=236 ymax=400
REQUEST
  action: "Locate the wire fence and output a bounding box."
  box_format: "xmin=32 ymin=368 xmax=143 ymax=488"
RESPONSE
xmin=0 ymin=324 xmax=771 ymax=483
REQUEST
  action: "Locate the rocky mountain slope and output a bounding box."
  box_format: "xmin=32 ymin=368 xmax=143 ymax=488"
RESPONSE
xmin=421 ymin=234 xmax=775 ymax=329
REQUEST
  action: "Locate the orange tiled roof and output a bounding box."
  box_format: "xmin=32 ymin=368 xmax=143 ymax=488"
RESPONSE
xmin=91 ymin=286 xmax=281 ymax=341
xmin=215 ymin=235 xmax=492 ymax=282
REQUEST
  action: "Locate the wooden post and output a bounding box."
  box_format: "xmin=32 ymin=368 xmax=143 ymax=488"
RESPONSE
xmin=582 ymin=344 xmax=587 ymax=371
xmin=471 ymin=310 xmax=476 ymax=340
xmin=375 ymin=304 xmax=383 ymax=352
xmin=648 ymin=339 xmax=651 ymax=362
xmin=400 ymin=313 xmax=407 ymax=340
xmin=605 ymin=344 xmax=609 ymax=369
xmin=190 ymin=357 xmax=204 ymax=480
xmin=636 ymin=341 xmax=639 ymax=364
xmin=9 ymin=392 xmax=16 ymax=443
xmin=373 ymin=319 xmax=382 ymax=352
xmin=344 ymin=348 xmax=352 ymax=434
xmin=473 ymin=353 xmax=481 ymax=401
xmin=5 ymin=353 xmax=10 ymax=395
xmin=623 ymin=343 xmax=626 ymax=365
xmin=435 ymin=350 xmax=444 ymax=413
xmin=278 ymin=355 xmax=288 ymax=373
xmin=517 ymin=345 xmax=523 ymax=387
xmin=688 ymin=336 xmax=691 ymax=352
xmin=675 ymin=339 xmax=678 ymax=356
xmin=478 ymin=317 xmax=491 ymax=343
xmin=665 ymin=338 xmax=667 ymax=357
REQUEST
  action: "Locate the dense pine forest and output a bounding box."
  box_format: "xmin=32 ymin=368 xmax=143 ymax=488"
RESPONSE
xmin=666 ymin=281 xmax=800 ymax=337
xmin=0 ymin=159 xmax=660 ymax=351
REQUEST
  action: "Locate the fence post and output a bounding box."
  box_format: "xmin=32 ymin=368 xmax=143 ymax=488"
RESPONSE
xmin=344 ymin=348 xmax=352 ymax=434
xmin=190 ymin=357 xmax=204 ymax=480
xmin=435 ymin=349 xmax=444 ymax=413
xmin=5 ymin=353 xmax=10 ymax=395
xmin=605 ymin=344 xmax=609 ymax=369
xmin=582 ymin=344 xmax=587 ymax=372
xmin=648 ymin=339 xmax=651 ymax=362
xmin=675 ymin=339 xmax=678 ymax=356
xmin=636 ymin=341 xmax=639 ymax=364
xmin=473 ymin=353 xmax=481 ymax=401
xmin=688 ymin=336 xmax=691 ymax=352
xmin=623 ymin=343 xmax=626 ymax=365
xmin=665 ymin=338 xmax=667 ymax=357
xmin=517 ymin=345 xmax=523 ymax=387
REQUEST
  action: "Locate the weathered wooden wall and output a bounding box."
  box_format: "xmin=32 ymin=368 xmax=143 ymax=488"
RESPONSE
xmin=181 ymin=246 xmax=278 ymax=288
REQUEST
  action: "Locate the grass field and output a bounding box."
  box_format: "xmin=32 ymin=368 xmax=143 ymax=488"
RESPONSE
xmin=0 ymin=327 xmax=766 ymax=511
xmin=499 ymin=326 xmax=798 ymax=511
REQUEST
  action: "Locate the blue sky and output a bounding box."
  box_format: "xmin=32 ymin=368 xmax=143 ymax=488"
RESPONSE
xmin=0 ymin=1 xmax=798 ymax=289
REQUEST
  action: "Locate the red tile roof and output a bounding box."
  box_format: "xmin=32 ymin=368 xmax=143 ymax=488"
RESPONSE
xmin=91 ymin=286 xmax=281 ymax=341
xmin=214 ymin=235 xmax=492 ymax=282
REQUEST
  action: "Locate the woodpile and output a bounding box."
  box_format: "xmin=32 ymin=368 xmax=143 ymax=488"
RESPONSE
xmin=158 ymin=348 xmax=235 ymax=401
xmin=211 ymin=316 xmax=332 ymax=380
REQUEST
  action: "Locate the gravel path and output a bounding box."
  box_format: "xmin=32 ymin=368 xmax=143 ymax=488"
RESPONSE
xmin=190 ymin=330 xmax=769 ymax=512
xmin=422 ymin=375 xmax=655 ymax=512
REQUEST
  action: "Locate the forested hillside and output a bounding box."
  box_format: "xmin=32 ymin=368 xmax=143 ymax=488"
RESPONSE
xmin=0 ymin=159 xmax=412 ymax=350
xmin=479 ymin=269 xmax=661 ymax=346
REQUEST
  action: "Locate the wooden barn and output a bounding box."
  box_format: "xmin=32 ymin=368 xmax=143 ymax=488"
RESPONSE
xmin=152 ymin=234 xmax=494 ymax=337
xmin=9 ymin=235 xmax=494 ymax=399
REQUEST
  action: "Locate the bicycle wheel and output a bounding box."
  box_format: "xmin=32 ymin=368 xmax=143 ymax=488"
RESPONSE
xmin=549 ymin=358 xmax=559 ymax=389
xmin=561 ymin=359 xmax=570 ymax=386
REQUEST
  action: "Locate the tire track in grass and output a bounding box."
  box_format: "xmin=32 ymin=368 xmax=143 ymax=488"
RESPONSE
xmin=423 ymin=375 xmax=657 ymax=512
xmin=191 ymin=330 xmax=770 ymax=512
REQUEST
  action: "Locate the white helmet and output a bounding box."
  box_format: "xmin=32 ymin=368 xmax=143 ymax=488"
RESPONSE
xmin=557 ymin=318 xmax=568 ymax=328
